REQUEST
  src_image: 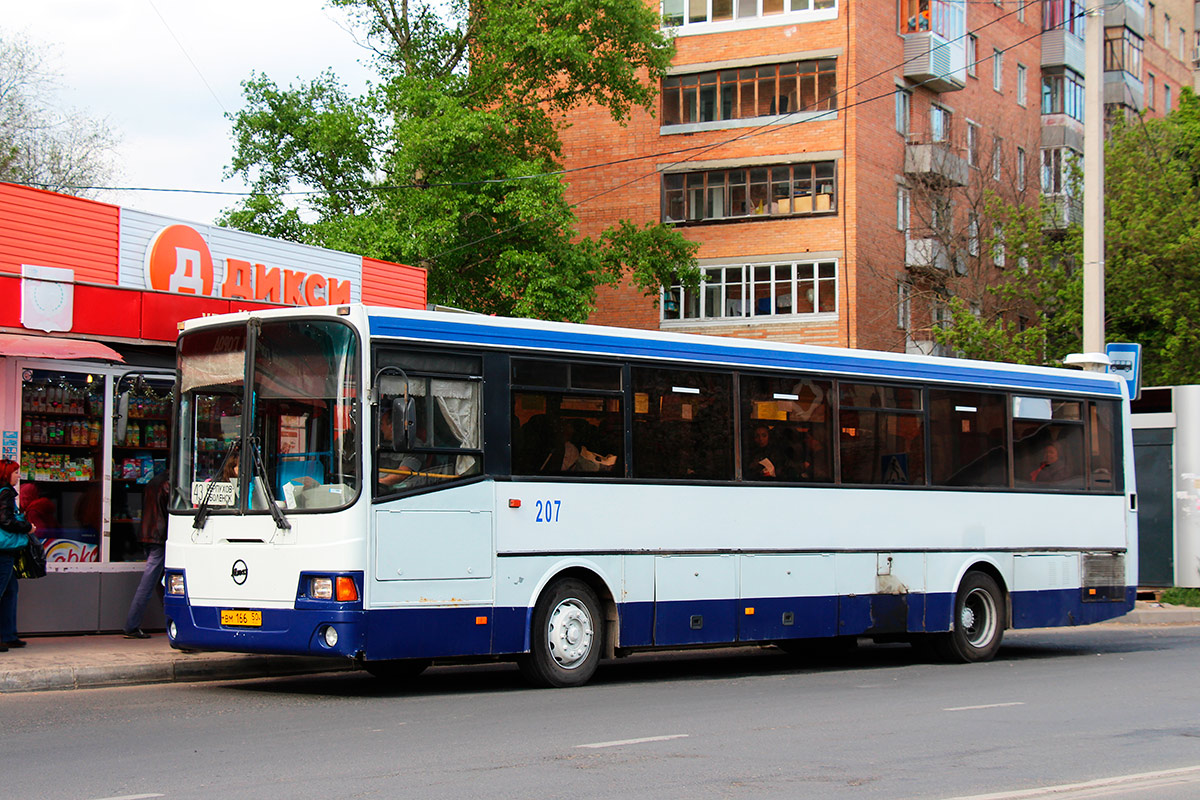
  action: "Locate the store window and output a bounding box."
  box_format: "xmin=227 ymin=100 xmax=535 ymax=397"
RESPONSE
xmin=20 ymin=370 xmax=105 ymax=562
xmin=19 ymin=368 xmax=175 ymax=563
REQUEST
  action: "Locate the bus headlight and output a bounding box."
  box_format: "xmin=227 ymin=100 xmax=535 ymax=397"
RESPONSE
xmin=308 ymin=576 xmax=359 ymax=602
xmin=310 ymin=577 xmax=333 ymax=600
xmin=167 ymin=573 xmax=186 ymax=596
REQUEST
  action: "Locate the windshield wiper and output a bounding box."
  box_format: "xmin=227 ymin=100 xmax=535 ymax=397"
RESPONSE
xmin=247 ymin=436 xmax=291 ymax=531
xmin=194 ymin=440 xmax=241 ymax=531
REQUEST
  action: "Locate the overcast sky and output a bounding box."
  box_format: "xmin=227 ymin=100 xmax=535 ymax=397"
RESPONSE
xmin=5 ymin=0 xmax=376 ymax=223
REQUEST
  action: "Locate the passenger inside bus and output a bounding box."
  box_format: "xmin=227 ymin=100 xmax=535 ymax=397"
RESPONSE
xmin=744 ymin=423 xmax=789 ymax=480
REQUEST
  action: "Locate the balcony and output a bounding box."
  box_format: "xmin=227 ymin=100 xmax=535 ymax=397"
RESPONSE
xmin=1042 ymin=194 xmax=1082 ymax=231
xmin=902 ymin=31 xmax=966 ymax=92
xmin=1042 ymin=29 xmax=1086 ymax=74
xmin=906 ymin=237 xmax=952 ymax=273
xmin=904 ymin=141 xmax=968 ymax=187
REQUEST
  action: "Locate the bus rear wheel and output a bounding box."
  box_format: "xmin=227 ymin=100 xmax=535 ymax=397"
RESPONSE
xmin=363 ymin=658 xmax=431 ymax=683
xmin=935 ymin=572 xmax=1005 ymax=663
xmin=518 ymin=578 xmax=602 ymax=688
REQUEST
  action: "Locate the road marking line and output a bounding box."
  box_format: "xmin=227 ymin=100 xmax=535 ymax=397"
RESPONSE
xmin=88 ymin=795 xmax=166 ymax=800
xmin=944 ymin=702 xmax=1026 ymax=712
xmin=939 ymin=765 xmax=1200 ymax=799
xmin=576 ymin=734 xmax=689 ymax=749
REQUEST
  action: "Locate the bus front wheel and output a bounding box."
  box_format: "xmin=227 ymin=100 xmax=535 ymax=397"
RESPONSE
xmin=518 ymin=578 xmax=603 ymax=688
xmin=935 ymin=572 xmax=1005 ymax=663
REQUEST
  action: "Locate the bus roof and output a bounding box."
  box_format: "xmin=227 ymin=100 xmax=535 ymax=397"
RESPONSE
xmin=178 ymin=304 xmax=1125 ymax=398
xmin=362 ymin=307 xmax=1123 ymax=398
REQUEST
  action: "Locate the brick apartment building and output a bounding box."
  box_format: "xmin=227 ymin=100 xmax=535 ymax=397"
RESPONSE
xmin=561 ymin=0 xmax=1199 ymax=354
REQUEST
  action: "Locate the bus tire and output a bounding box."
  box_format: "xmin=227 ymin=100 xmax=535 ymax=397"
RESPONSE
xmin=363 ymin=658 xmax=430 ymax=682
xmin=935 ymin=572 xmax=1005 ymax=663
xmin=518 ymin=578 xmax=602 ymax=688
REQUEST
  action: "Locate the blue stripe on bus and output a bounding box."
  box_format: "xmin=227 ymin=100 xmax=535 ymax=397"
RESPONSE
xmin=165 ymin=587 xmax=1136 ymax=661
xmin=367 ymin=314 xmax=1122 ymax=396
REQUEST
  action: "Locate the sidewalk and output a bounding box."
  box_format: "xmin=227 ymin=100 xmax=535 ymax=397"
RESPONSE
xmin=1 ymin=602 xmax=1197 ymax=694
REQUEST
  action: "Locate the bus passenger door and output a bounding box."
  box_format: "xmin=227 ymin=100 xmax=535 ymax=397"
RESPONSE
xmin=653 ymin=555 xmax=737 ymax=646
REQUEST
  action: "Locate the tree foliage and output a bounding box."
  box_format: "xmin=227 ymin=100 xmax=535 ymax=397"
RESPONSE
xmin=0 ymin=32 xmax=118 ymax=197
xmin=936 ymin=89 xmax=1200 ymax=386
xmin=220 ymin=0 xmax=699 ymax=321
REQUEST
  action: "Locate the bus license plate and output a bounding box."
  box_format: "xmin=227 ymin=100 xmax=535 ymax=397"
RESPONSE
xmin=220 ymin=609 xmax=262 ymax=627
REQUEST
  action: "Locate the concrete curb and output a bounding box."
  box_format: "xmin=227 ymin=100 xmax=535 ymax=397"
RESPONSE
xmin=0 ymin=654 xmax=354 ymax=694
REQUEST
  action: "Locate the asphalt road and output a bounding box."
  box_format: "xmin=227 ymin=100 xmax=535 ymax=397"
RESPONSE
xmin=6 ymin=624 xmax=1200 ymax=800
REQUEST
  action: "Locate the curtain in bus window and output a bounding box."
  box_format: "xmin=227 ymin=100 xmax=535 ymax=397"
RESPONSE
xmin=929 ymin=389 xmax=1008 ymax=487
xmin=404 ymin=378 xmax=481 ymax=478
xmin=739 ymin=374 xmax=833 ymax=481
xmin=632 ymin=368 xmax=733 ymax=480
xmin=839 ymin=383 xmax=926 ymax=486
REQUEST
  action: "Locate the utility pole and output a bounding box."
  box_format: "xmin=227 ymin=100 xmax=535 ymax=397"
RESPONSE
xmin=1080 ymin=1 xmax=1106 ymax=370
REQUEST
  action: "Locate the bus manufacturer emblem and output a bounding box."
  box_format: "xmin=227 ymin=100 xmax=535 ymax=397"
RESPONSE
xmin=231 ymin=560 xmax=248 ymax=585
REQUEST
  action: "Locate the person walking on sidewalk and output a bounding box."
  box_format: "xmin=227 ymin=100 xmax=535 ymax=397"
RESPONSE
xmin=122 ymin=469 xmax=169 ymax=639
xmin=0 ymin=459 xmax=32 ymax=652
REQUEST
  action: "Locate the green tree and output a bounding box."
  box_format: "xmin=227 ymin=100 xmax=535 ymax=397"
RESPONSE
xmin=219 ymin=0 xmax=699 ymax=321
xmin=937 ymin=89 xmax=1200 ymax=385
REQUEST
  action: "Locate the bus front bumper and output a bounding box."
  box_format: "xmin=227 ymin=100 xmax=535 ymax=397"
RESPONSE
xmin=163 ymin=596 xmax=366 ymax=659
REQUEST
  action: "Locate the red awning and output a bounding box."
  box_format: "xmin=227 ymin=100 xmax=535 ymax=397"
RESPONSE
xmin=0 ymin=333 xmax=125 ymax=362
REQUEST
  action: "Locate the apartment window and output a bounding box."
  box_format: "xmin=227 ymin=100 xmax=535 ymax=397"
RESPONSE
xmin=662 ymin=260 xmax=838 ymax=321
xmin=1041 ymin=146 xmax=1078 ymax=195
xmin=1147 ymin=2 xmax=1155 ymax=38
xmin=897 ymin=283 xmax=911 ymax=330
xmin=662 ymin=0 xmax=837 ymax=28
xmin=661 ymin=59 xmax=837 ymax=126
xmin=1147 ymin=73 xmax=1156 ymax=109
xmin=967 ymin=34 xmax=978 ymax=77
xmin=991 ymin=135 xmax=1003 ymax=181
xmin=662 ymin=161 xmax=836 ymax=223
xmin=992 ymin=224 xmax=1006 ymax=268
xmin=1042 ymin=69 xmax=1085 ymax=120
xmin=1165 ymin=84 xmax=1172 ymax=111
xmin=1017 ymin=0 xmax=1025 ymax=23
xmin=1043 ymin=0 xmax=1084 ymax=36
xmin=895 ymin=88 xmax=911 ymax=135
xmin=931 ymin=194 xmax=952 ymax=234
xmin=1164 ymin=15 xmax=1171 ymax=49
xmin=900 ymin=0 xmax=966 ymax=37
xmin=931 ymin=104 xmax=951 ymax=142
xmin=1017 ymin=147 xmax=1027 ymax=191
xmin=897 ymin=185 xmax=911 ymax=232
xmin=1017 ymin=63 xmax=1027 ymax=106
xmin=966 ymin=121 xmax=979 ymax=167
xmin=967 ymin=212 xmax=980 ymax=256
xmin=1104 ymin=27 xmax=1144 ymax=76
xmin=993 ymin=48 xmax=1004 ymax=92
xmin=1180 ymin=28 xmax=1186 ymax=61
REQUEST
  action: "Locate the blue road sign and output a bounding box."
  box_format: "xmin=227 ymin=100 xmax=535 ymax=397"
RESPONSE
xmin=1106 ymin=343 xmax=1142 ymax=400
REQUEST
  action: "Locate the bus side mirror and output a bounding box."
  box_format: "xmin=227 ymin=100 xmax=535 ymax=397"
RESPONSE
xmin=390 ymin=397 xmax=417 ymax=451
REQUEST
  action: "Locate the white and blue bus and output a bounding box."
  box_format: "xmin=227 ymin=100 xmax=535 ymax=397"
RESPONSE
xmin=163 ymin=304 xmax=1136 ymax=687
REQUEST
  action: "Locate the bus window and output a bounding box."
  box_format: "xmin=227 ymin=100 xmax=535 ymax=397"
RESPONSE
xmin=632 ymin=368 xmax=733 ymax=480
xmin=1012 ymin=396 xmax=1085 ymax=489
xmin=739 ymin=375 xmax=833 ymax=482
xmin=376 ymin=374 xmax=482 ymax=495
xmin=1088 ymin=400 xmax=1122 ymax=493
xmin=511 ymin=359 xmax=623 ymax=477
xmin=839 ymin=382 xmax=926 ymax=485
xmin=929 ymin=389 xmax=1008 ymax=488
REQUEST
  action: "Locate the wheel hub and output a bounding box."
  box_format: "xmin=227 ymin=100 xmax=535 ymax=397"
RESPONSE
xmin=548 ymin=598 xmax=593 ymax=670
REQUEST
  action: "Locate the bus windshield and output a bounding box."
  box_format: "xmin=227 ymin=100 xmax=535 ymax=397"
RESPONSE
xmin=173 ymin=318 xmax=361 ymax=513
